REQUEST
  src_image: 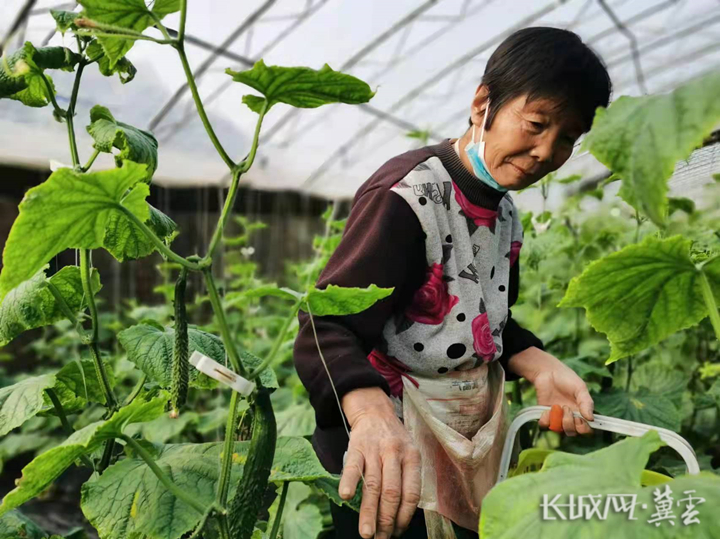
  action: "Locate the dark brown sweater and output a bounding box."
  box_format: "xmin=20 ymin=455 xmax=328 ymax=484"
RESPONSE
xmin=293 ymin=139 xmax=543 ymax=473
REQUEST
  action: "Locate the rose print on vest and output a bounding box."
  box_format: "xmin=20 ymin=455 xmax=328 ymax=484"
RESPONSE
xmin=368 ymin=349 xmax=418 ymax=397
xmin=471 ymin=299 xmax=497 ymax=362
xmin=509 ymin=241 xmax=523 ymax=267
xmin=405 ymin=263 xmax=459 ymax=325
xmin=453 ymin=182 xmax=498 ymax=234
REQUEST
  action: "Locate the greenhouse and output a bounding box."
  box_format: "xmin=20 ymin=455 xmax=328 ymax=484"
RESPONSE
xmin=0 ymin=1 xmax=719 ymax=538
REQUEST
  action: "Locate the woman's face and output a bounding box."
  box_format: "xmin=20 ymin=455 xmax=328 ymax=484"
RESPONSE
xmin=468 ymin=86 xmax=585 ymax=190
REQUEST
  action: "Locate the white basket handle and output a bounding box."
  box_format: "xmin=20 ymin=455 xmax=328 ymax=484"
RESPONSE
xmin=496 ymin=405 xmax=700 ymax=483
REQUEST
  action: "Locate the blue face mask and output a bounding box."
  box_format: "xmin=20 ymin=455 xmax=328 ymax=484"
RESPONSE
xmin=462 ymin=103 xmax=508 ymax=193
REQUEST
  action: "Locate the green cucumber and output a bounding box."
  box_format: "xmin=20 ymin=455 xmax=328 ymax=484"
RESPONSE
xmin=170 ymin=267 xmax=189 ymax=417
xmin=228 ymin=389 xmax=277 ymax=539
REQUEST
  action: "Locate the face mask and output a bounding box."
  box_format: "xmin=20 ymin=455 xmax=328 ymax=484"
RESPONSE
xmin=463 ymin=103 xmax=508 ymax=193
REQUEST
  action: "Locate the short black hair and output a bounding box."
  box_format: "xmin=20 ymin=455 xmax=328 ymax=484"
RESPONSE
xmin=471 ymin=27 xmax=611 ymax=133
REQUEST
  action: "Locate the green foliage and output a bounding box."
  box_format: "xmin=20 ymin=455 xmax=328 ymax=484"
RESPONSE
xmin=303 ymin=283 xmax=394 ymax=316
xmin=227 ymin=60 xmax=376 ymax=114
xmin=593 ymin=388 xmax=682 ymax=431
xmin=0 ymin=265 xmax=101 ymax=347
xmin=582 ymin=71 xmax=720 ymax=225
xmin=0 ymin=42 xmax=81 ymax=107
xmin=103 ymin=204 xmax=178 ymax=262
xmin=0 ymin=395 xmax=167 ymax=517
xmin=50 ymin=357 xmax=117 ymax=413
xmin=0 ymin=375 xmax=56 ymax=437
xmin=86 ymin=42 xmax=137 ymax=84
xmin=559 ymin=236 xmax=717 ymax=363
xmin=0 ymin=509 xmax=48 ymax=539
xmin=77 ymin=0 xmax=180 ymax=67
xmin=481 ymin=431 xmax=720 ymax=537
xmin=86 ymin=105 xmax=158 ymax=180
xmin=81 ymin=436 xmax=338 ymax=539
xmin=0 ymin=162 xmax=150 ymax=300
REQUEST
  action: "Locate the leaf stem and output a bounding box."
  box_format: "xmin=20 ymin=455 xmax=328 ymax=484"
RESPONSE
xmin=66 ymin=59 xmax=87 ymax=168
xmin=178 ymin=0 xmax=188 ymax=42
xmin=74 ymin=29 xmax=174 ymax=45
xmin=80 ymin=249 xmax=117 ymax=410
xmin=202 ymin=268 xmax=246 ymax=376
xmin=150 ymin=12 xmax=173 ymax=41
xmin=120 ymin=434 xmax=208 ymax=515
xmin=248 ymin=298 xmax=301 ymax=380
xmin=174 ymin=37 xmax=235 ymax=170
xmin=203 ymin=101 xmax=268 ymax=264
xmin=122 ymin=374 xmax=147 ymax=407
xmin=698 ymin=270 xmax=720 ymax=341
xmin=118 ymin=207 xmax=200 ymax=271
xmin=268 ymin=482 xmax=289 ymax=539
xmin=82 ymin=148 xmax=100 ymax=172
xmin=46 ymin=280 xmax=87 ymax=341
xmin=216 ymin=391 xmax=240 ymax=508
xmin=39 ymin=73 xmax=65 ymax=119
xmin=45 ymin=388 xmax=95 ymax=470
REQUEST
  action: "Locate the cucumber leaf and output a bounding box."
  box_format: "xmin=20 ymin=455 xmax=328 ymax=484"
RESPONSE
xmin=303 ymin=283 xmax=394 ymax=316
xmin=117 ymin=323 xmax=278 ymax=390
xmin=0 ymin=265 xmax=101 ymax=347
xmin=103 ymin=204 xmax=177 ymax=262
xmin=582 ymin=71 xmax=720 ymax=225
xmin=77 ymin=0 xmax=180 ymax=68
xmin=592 ymin=388 xmax=682 ymax=431
xmin=86 ymin=41 xmax=136 ymax=84
xmin=81 ymin=437 xmax=339 ymax=539
xmin=227 ymin=60 xmax=375 ymax=114
xmin=0 ymin=375 xmax=57 ymax=437
xmin=559 ymin=236 xmax=714 ymax=363
xmin=50 ymin=10 xmax=81 ymax=34
xmin=0 ymin=161 xmax=150 ymax=301
xmin=87 ymin=105 xmax=157 ymax=180
xmin=0 ymin=42 xmax=81 ymax=107
xmin=0 ymin=394 xmax=167 ymax=517
xmin=47 ymin=358 xmax=116 ymax=413
xmin=480 ymin=431 xmax=720 ymax=538
xmin=0 ymin=509 xmax=48 ymax=539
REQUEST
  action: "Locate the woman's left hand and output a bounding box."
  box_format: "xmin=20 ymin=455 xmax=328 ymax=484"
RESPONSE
xmin=508 ymin=347 xmax=595 ymax=436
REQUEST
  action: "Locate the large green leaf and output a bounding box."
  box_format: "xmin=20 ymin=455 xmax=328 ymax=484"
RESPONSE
xmin=47 ymin=358 xmax=116 ymax=413
xmin=227 ymin=60 xmax=375 ymax=114
xmin=269 ymin=483 xmax=324 ymax=539
xmin=117 ymin=323 xmax=221 ymax=390
xmin=0 ymin=509 xmax=47 ymax=539
xmin=303 ymin=284 xmax=394 ymax=316
xmin=0 ymin=42 xmax=81 ymax=107
xmin=582 ymin=71 xmax=720 ymax=225
xmin=86 ymin=41 xmax=137 ymax=84
xmin=0 ymin=265 xmax=101 ymax=346
xmin=0 ymin=375 xmax=56 ymax=437
xmin=50 ymin=10 xmax=81 ymax=34
xmin=559 ymin=236 xmax=713 ymax=363
xmin=81 ymin=437 xmax=338 ymax=539
xmin=117 ymin=322 xmax=278 ymax=391
xmin=593 ymin=388 xmax=682 ymax=431
xmin=0 ymin=161 xmax=150 ymax=300
xmin=0 ymin=395 xmax=167 ymax=517
xmin=103 ymin=204 xmax=177 ymax=262
xmin=629 ymin=361 xmax=690 ymax=408
xmin=77 ymin=0 xmax=180 ymax=68
xmin=480 ymin=431 xmax=720 ymax=538
xmin=87 ymin=105 xmax=157 ymax=180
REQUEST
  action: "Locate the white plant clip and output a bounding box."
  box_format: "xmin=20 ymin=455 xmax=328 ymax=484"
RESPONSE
xmin=189 ymin=351 xmax=255 ymax=396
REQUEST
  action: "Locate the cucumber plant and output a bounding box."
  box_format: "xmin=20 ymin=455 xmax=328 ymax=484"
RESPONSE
xmin=0 ymin=2 xmax=384 ymax=538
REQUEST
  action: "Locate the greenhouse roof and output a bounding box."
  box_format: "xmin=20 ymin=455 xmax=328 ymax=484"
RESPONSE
xmin=2 ymin=0 xmax=720 ymax=202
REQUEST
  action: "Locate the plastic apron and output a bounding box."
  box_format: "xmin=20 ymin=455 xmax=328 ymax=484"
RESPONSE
xmin=401 ymin=360 xmax=508 ymax=537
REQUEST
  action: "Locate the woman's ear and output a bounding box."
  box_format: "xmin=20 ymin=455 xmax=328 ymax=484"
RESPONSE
xmin=470 ymin=85 xmax=490 ymax=128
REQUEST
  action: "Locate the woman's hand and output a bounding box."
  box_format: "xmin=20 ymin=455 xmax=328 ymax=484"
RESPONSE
xmin=508 ymin=347 xmax=595 ymax=436
xmin=339 ymin=387 xmax=422 ymax=539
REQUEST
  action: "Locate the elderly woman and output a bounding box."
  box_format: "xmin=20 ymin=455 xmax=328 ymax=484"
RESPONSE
xmin=293 ymin=27 xmax=611 ymax=539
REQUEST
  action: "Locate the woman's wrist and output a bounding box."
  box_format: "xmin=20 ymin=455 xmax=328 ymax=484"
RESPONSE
xmin=341 ymin=386 xmax=396 ymax=427
xmin=506 ymin=346 xmax=559 ymax=383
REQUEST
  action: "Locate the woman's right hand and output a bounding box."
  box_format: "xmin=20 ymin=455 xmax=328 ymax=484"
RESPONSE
xmin=339 ymin=387 xmax=422 ymax=539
